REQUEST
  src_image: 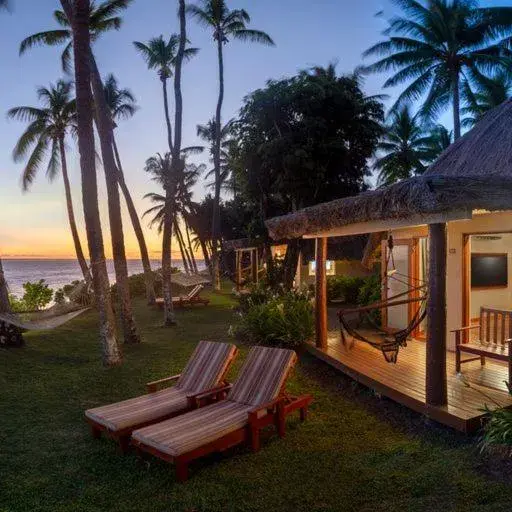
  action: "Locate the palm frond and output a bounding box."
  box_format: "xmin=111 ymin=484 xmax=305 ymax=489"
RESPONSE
xmin=231 ymin=29 xmax=274 ymax=46
xmin=19 ymin=30 xmax=70 ymax=55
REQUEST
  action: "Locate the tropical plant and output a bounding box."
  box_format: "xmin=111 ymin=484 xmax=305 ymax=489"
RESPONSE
xmin=233 ymin=67 xmax=384 ymax=287
xmin=375 ymin=106 xmax=429 ymax=186
xmin=104 ymin=73 xmax=156 ymax=305
xmin=233 ymin=287 xmax=314 ymax=349
xmin=23 ymin=0 xmax=141 ymax=344
xmin=481 ymin=383 xmax=512 ymax=455
xmin=133 ymin=35 xmax=198 ymax=153
xmin=9 ymin=280 xmax=53 ymax=312
xmin=187 ymin=0 xmax=275 ymax=290
xmin=59 ymin=0 xmax=121 ymax=366
xmin=327 ymin=276 xmax=366 ymax=304
xmin=362 ymin=0 xmax=512 ymax=140
xmin=8 ymin=80 xmax=91 ymax=283
xmin=461 ymin=71 xmax=512 ymax=128
xmin=143 ymin=154 xmax=205 ymax=274
xmin=197 ymin=118 xmax=236 ymax=192
xmin=422 ymin=124 xmax=453 ymax=164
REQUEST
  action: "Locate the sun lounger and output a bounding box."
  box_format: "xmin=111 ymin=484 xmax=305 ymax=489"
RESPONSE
xmin=155 ymin=285 xmax=210 ymax=309
xmin=85 ymin=341 xmax=238 ymax=451
xmin=131 ymin=346 xmax=313 ymax=481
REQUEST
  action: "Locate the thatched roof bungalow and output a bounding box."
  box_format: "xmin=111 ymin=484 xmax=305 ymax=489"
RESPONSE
xmin=265 ymin=98 xmax=512 ymax=433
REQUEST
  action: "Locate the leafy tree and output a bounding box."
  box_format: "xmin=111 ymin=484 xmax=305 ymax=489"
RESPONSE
xmin=233 ymin=66 xmax=384 ymax=287
xmin=8 ymin=81 xmax=91 ymax=283
xmin=461 ymin=71 xmax=512 ymax=128
xmin=104 ymin=74 xmax=156 ymax=304
xmin=375 ymin=106 xmax=429 ymax=186
xmin=187 ymin=0 xmax=275 ymax=290
xmin=362 ymin=0 xmax=512 ymax=140
xmin=133 ymin=35 xmax=198 ymax=153
xmin=10 ymin=280 xmax=53 ymax=312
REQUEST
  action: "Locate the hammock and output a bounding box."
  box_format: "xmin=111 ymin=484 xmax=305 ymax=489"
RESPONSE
xmin=338 ymin=236 xmax=428 ymax=363
xmin=0 ymin=303 xmax=89 ymax=331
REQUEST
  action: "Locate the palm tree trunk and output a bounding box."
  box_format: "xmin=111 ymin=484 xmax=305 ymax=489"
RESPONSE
xmin=61 ymin=0 xmax=121 ymax=366
xmin=185 ymin=220 xmax=198 ymax=272
xmin=200 ymin=238 xmax=211 ymax=271
xmin=211 ymin=37 xmax=224 ymax=291
xmin=59 ymin=136 xmax=91 ymax=283
xmin=0 ymin=256 xmax=24 ymax=347
xmin=112 ymin=137 xmax=156 ymax=305
xmin=453 ymin=70 xmax=461 ymax=141
xmin=162 ymin=78 xmax=174 ymax=154
xmin=0 ymin=257 xmax=10 ymax=313
xmin=89 ymin=53 xmax=141 ymax=345
xmin=180 ymin=223 xmax=195 ymax=273
xmin=162 ymin=0 xmax=187 ymax=326
xmin=174 ymin=219 xmax=189 ymax=274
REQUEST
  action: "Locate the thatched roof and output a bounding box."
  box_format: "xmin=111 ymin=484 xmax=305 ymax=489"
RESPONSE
xmin=266 ymin=99 xmax=512 ymax=240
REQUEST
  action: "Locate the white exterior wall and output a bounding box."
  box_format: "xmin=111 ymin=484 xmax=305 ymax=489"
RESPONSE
xmin=391 ymin=211 xmax=512 ymax=351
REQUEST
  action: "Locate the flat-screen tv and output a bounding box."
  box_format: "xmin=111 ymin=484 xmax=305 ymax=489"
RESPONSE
xmin=471 ymin=253 xmax=508 ymax=289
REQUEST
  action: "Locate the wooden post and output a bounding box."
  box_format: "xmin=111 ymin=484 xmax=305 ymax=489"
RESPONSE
xmin=251 ymin=249 xmax=258 ymax=284
xmin=254 ymin=250 xmax=259 ymax=284
xmin=315 ymin=237 xmax=328 ymax=349
xmin=235 ymin=251 xmax=241 ymax=291
xmin=426 ymin=223 xmax=448 ymax=406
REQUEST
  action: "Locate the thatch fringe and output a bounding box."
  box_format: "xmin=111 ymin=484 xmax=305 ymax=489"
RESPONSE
xmin=266 ymin=97 xmax=512 ymax=240
xmin=266 ymin=176 xmax=512 ymax=240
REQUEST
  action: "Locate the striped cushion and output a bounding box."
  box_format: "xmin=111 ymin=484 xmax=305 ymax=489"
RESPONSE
xmin=85 ymin=387 xmax=189 ymax=431
xmin=228 ymin=346 xmax=297 ymax=406
xmin=132 ymin=401 xmax=252 ymax=457
xmin=176 ymin=341 xmax=236 ymax=393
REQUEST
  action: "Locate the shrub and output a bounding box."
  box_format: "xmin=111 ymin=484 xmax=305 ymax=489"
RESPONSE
xmin=327 ymin=275 xmax=365 ymax=304
xmin=9 ymin=279 xmax=53 ymax=312
xmin=234 ymin=288 xmax=314 ymax=349
xmin=237 ymin=283 xmax=279 ymax=313
xmin=357 ymin=273 xmax=382 ymax=326
xmin=481 ymin=382 xmax=512 ymax=455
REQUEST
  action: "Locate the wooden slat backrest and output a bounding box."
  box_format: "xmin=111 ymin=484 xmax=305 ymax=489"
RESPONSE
xmin=480 ymin=307 xmax=512 ymax=346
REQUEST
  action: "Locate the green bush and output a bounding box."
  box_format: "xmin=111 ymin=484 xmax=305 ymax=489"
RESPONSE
xmin=9 ymin=279 xmax=53 ymax=312
xmin=110 ymin=268 xmax=178 ymax=299
xmin=234 ymin=288 xmax=314 ymax=349
xmin=327 ymin=275 xmax=365 ymax=303
xmin=357 ymin=273 xmax=382 ymax=325
xmin=481 ymin=382 xmax=512 ymax=455
xmin=237 ymin=282 xmax=280 ymax=313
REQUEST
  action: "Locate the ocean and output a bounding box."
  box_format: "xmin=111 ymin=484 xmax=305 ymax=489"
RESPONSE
xmin=2 ymin=259 xmax=198 ymax=297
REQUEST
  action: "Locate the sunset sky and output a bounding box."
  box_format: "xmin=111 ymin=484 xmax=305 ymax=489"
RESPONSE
xmin=0 ymin=0 xmax=500 ymax=259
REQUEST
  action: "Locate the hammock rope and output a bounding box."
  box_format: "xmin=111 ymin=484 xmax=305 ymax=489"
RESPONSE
xmin=338 ymin=235 xmax=428 ymax=363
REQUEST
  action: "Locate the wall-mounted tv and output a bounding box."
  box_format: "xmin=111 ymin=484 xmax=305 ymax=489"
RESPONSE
xmin=471 ymin=253 xmax=508 ymax=289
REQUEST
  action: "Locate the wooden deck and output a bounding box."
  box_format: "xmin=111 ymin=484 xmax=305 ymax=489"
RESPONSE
xmin=307 ymin=330 xmax=512 ymax=433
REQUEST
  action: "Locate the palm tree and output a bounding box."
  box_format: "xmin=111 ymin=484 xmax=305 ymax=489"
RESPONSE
xmin=362 ymin=0 xmax=512 ymax=140
xmin=59 ymin=0 xmax=121 ymax=366
xmin=197 ymin=118 xmax=235 ymax=194
xmin=8 ymin=81 xmax=90 ymax=283
xmin=422 ymin=125 xmax=453 ymax=164
xmin=23 ymin=0 xmax=141 ymax=345
xmin=104 ymin=74 xmax=156 ymax=305
xmin=375 ymin=106 xmax=429 ymax=186
xmin=187 ymin=0 xmax=274 ymax=289
xmin=133 ymin=35 xmax=198 ymax=153
xmin=461 ymin=71 xmax=512 ymax=128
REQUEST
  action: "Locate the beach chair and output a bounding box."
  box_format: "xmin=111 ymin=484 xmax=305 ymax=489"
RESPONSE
xmin=155 ymin=285 xmax=210 ymax=309
xmin=131 ymin=346 xmax=313 ymax=481
xmin=85 ymin=341 xmax=238 ymax=452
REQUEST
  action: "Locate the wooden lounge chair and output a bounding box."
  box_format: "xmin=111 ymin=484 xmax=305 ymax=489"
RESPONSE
xmin=131 ymin=346 xmax=313 ymax=481
xmin=155 ymin=285 xmax=210 ymax=309
xmin=85 ymin=341 xmax=238 ymax=452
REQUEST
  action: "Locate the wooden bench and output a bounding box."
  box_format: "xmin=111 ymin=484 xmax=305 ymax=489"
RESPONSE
xmin=453 ymin=306 xmax=512 ymax=382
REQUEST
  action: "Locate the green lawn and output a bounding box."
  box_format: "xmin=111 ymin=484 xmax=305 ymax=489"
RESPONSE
xmin=1 ymin=286 xmax=512 ymax=512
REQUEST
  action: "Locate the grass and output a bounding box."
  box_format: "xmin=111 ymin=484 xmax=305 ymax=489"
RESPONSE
xmin=1 ymin=285 xmax=512 ymax=511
